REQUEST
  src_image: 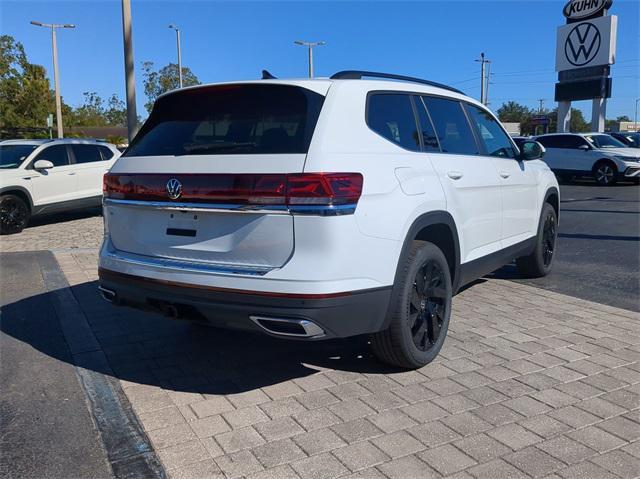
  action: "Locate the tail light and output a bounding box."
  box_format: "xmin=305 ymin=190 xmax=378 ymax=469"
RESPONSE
xmin=103 ymin=172 xmax=363 ymax=214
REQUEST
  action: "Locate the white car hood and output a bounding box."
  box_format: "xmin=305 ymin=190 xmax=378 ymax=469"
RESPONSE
xmin=599 ymin=148 xmax=640 ymax=158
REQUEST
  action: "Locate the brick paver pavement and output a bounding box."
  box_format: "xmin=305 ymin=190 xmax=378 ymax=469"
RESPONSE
xmin=52 ymin=247 xmax=639 ymax=479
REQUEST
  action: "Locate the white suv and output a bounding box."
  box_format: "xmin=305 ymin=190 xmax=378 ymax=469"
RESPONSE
xmin=0 ymin=138 xmax=120 ymax=234
xmin=535 ymin=132 xmax=640 ymax=185
xmin=98 ymin=71 xmax=559 ymax=368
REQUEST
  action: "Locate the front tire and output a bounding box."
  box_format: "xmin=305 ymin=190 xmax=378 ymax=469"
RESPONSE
xmin=371 ymin=241 xmax=452 ymax=369
xmin=516 ymin=203 xmax=557 ymax=278
xmin=0 ymin=194 xmax=30 ymax=235
xmin=593 ymin=161 xmax=617 ymax=186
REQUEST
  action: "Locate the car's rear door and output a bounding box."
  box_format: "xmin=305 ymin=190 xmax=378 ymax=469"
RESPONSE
xmin=464 ymin=103 xmax=539 ymax=245
xmin=103 ymin=83 xmax=326 ymax=271
xmin=70 ymin=144 xmax=113 ymax=202
xmin=29 ymin=144 xmax=78 ymax=207
xmin=418 ymin=96 xmax=502 ymax=263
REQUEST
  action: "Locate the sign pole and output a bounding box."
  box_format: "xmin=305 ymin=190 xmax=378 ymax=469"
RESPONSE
xmin=557 ymin=101 xmax=571 ymax=133
xmin=591 ymin=98 xmax=606 ymax=132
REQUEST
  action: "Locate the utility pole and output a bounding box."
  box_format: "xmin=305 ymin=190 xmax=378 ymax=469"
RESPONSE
xmin=121 ymin=0 xmax=138 ymax=142
xmin=538 ymin=98 xmax=545 ymax=114
xmin=475 ymin=53 xmax=491 ymax=106
xmin=294 ymin=40 xmax=326 ymax=78
xmin=169 ymin=24 xmax=183 ymax=88
xmin=635 ymin=98 xmax=640 ymax=132
xmin=31 ymin=21 xmax=75 ymax=138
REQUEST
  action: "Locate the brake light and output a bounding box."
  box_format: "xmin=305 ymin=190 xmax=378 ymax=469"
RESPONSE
xmin=103 ymin=172 xmax=363 ymax=213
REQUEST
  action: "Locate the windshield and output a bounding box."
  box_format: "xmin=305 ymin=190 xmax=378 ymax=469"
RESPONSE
xmin=0 ymin=144 xmax=38 ymax=169
xmin=124 ymin=84 xmax=325 ymax=157
xmin=585 ymin=134 xmax=627 ymax=149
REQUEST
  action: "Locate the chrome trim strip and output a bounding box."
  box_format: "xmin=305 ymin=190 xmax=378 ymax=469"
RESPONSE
xmin=103 ymin=198 xmax=357 ymax=216
xmin=103 ymin=198 xmax=288 ymax=214
xmin=104 ymin=249 xmax=273 ymax=276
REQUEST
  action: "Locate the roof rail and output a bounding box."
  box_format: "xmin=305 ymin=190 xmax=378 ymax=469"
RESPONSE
xmin=330 ymin=70 xmax=464 ymax=95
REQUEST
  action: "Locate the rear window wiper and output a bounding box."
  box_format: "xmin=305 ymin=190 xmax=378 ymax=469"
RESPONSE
xmin=181 ymin=142 xmax=257 ymax=154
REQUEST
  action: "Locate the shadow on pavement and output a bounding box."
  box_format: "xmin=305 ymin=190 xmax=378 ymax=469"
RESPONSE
xmin=27 ymin=207 xmax=102 ymax=228
xmin=1 ymin=279 xmax=410 ymax=396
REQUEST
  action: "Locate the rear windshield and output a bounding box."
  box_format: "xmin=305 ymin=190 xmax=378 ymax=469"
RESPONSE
xmin=124 ymin=84 xmax=325 ymax=157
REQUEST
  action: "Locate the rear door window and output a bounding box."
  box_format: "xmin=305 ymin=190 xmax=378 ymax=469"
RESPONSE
xmin=366 ymin=94 xmax=421 ymax=151
xmin=422 ymin=97 xmax=478 ymax=155
xmin=124 ymin=84 xmax=325 ymax=157
xmin=465 ymin=104 xmax=516 ymax=158
xmin=71 ymin=144 xmax=103 ymax=164
xmin=33 ymin=145 xmax=70 ymax=167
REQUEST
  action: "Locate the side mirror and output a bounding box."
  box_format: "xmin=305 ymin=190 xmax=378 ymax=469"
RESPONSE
xmin=519 ymin=140 xmax=545 ymax=161
xmin=34 ymin=159 xmax=54 ymax=170
xmin=578 ymin=144 xmax=590 ymax=151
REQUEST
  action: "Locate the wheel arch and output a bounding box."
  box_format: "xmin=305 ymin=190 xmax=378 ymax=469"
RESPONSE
xmin=544 ymin=186 xmax=559 ymax=222
xmin=0 ymin=187 xmax=33 ymax=212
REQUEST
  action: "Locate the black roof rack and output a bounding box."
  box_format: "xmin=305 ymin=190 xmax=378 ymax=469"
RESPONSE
xmin=330 ymin=70 xmax=464 ymax=95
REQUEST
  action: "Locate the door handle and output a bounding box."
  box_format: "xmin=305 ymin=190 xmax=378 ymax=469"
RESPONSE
xmin=447 ymin=171 xmax=463 ymax=180
xmin=500 ymin=172 xmax=510 ymax=178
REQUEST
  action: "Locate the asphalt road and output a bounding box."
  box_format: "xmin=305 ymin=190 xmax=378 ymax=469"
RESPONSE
xmin=0 ymin=252 xmax=113 ymax=479
xmin=495 ymin=179 xmax=640 ymax=312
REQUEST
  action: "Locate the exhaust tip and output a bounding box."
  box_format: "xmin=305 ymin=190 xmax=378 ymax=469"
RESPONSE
xmin=250 ymin=315 xmax=325 ymax=338
xmin=98 ymin=286 xmax=117 ymax=303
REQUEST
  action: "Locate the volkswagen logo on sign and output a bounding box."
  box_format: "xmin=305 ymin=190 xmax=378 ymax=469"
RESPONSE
xmin=166 ymin=178 xmax=182 ymax=200
xmin=565 ymin=22 xmax=601 ymax=66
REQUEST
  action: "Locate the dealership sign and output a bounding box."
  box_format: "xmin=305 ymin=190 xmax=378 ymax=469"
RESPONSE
xmin=563 ymin=0 xmax=612 ymax=20
xmin=556 ymin=15 xmax=617 ymax=71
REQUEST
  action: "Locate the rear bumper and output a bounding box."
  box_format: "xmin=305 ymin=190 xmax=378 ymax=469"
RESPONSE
xmin=98 ymin=268 xmax=392 ymax=340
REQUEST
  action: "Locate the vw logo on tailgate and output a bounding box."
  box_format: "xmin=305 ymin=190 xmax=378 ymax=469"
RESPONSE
xmin=166 ymin=178 xmax=183 ymax=200
xmin=565 ymin=22 xmax=601 ymax=67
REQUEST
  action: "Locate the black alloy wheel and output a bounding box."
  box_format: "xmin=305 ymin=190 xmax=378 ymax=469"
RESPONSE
xmin=541 ymin=211 xmax=556 ymax=267
xmin=0 ymin=195 xmax=30 ymax=235
xmin=409 ymin=260 xmax=447 ymax=351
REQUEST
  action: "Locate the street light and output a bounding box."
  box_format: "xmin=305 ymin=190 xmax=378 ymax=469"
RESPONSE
xmin=31 ymin=20 xmax=75 ymax=138
xmin=168 ymin=24 xmax=183 ymax=88
xmin=294 ymin=40 xmax=325 ymax=78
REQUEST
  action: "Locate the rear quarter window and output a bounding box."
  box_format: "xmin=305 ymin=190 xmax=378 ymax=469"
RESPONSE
xmin=124 ymin=84 xmax=325 ymax=157
xmin=366 ymin=93 xmax=420 ymax=151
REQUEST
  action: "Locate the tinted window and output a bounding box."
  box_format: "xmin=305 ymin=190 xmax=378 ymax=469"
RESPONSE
xmin=465 ymin=104 xmax=516 ymax=158
xmin=413 ymin=96 xmax=440 ymax=152
xmin=367 ymin=94 xmax=420 ymax=151
xmin=423 ymin=97 xmax=478 ymax=155
xmin=538 ymin=135 xmax=586 ymax=149
xmin=125 ymin=84 xmax=325 ymax=157
xmin=584 ymin=134 xmax=627 ymax=149
xmin=0 ymin=144 xmax=38 ymax=169
xmin=99 ymin=146 xmax=115 ymax=160
xmin=34 ymin=145 xmax=69 ymax=167
xmin=72 ymin=144 xmax=103 ymax=164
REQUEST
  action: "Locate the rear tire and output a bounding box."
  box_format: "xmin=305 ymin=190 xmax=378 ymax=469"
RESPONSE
xmin=371 ymin=241 xmax=452 ymax=369
xmin=0 ymin=194 xmax=30 ymax=235
xmin=516 ymin=203 xmax=557 ymax=278
xmin=593 ymin=160 xmax=617 ymax=186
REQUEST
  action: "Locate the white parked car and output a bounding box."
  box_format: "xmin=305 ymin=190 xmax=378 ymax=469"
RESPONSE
xmin=0 ymin=138 xmax=120 ymax=234
xmin=98 ymin=71 xmax=559 ymax=368
xmin=535 ymin=132 xmax=640 ymax=185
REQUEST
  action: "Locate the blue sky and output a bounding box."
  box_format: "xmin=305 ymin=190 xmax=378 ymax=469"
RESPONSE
xmin=1 ymin=0 xmax=638 ymax=120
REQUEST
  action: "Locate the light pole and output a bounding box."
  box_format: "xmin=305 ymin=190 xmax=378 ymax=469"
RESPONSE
xmin=31 ymin=21 xmax=75 ymax=138
xmin=121 ymin=0 xmax=138 ymax=143
xmin=168 ymin=24 xmax=183 ymax=88
xmin=294 ymin=40 xmax=325 ymax=78
xmin=635 ymin=98 xmax=640 ymax=132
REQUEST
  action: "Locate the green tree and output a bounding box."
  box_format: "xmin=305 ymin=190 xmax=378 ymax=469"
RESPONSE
xmin=142 ymin=61 xmax=200 ymax=112
xmin=0 ymin=35 xmax=55 ymax=129
xmin=66 ymin=91 xmax=129 ymax=127
xmin=605 ymin=115 xmax=631 ymax=131
xmin=548 ymin=108 xmax=590 ymax=133
xmin=496 ymin=101 xmax=534 ymax=135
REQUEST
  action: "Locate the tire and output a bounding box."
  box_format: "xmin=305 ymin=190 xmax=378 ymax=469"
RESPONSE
xmin=516 ymin=203 xmax=557 ymax=278
xmin=371 ymin=241 xmax=452 ymax=369
xmin=0 ymin=194 xmax=30 ymax=235
xmin=593 ymin=160 xmax=618 ymax=186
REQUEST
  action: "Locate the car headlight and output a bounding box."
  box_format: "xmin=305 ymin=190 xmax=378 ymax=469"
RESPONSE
xmin=614 ymin=156 xmax=640 ymax=162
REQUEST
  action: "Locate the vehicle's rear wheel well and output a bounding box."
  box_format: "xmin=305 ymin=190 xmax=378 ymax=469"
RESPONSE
xmin=1 ymin=190 xmax=31 ymax=212
xmin=414 ymin=223 xmax=456 ymax=286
